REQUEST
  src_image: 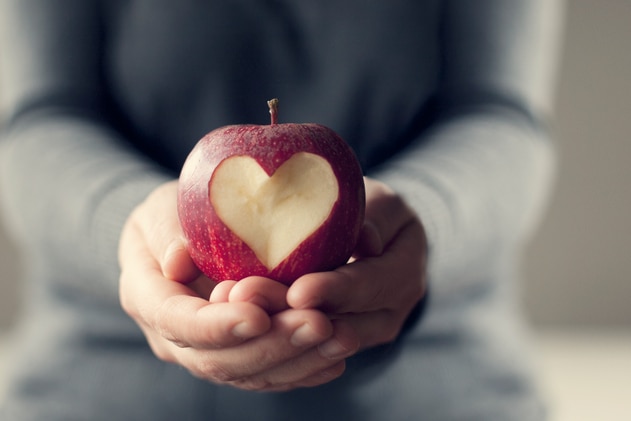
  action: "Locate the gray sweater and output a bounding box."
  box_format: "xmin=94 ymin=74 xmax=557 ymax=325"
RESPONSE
xmin=0 ymin=1 xmax=563 ymax=419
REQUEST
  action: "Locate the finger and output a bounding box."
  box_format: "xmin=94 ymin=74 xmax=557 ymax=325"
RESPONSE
xmin=120 ymin=222 xmax=270 ymax=349
xmin=330 ymin=310 xmax=401 ymax=349
xmin=135 ymin=181 xmax=200 ymax=283
xmin=162 ymin=240 xmax=200 ymax=283
xmin=354 ymin=178 xmax=417 ymax=258
xmin=187 ymin=274 xmax=217 ymax=300
xmin=237 ymin=319 xmax=359 ymax=391
xmin=180 ymin=309 xmax=336 ymax=385
xmin=270 ymin=361 xmax=347 ymax=392
xmin=228 ymin=276 xmax=290 ymax=314
xmin=353 ymin=219 xmax=383 ymax=258
xmin=288 ymin=220 xmax=426 ymax=314
xmin=209 ymin=280 xmax=237 ymax=303
xmin=156 ymin=297 xmax=272 ymax=348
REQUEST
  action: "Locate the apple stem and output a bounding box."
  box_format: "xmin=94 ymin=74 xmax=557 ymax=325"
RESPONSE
xmin=267 ymin=98 xmax=279 ymax=125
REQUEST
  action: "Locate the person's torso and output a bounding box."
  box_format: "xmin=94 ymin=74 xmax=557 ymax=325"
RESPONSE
xmin=101 ymin=0 xmax=442 ymax=170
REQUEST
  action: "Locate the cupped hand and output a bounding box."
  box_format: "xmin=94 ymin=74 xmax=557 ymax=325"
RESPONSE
xmin=288 ymin=177 xmax=428 ymax=350
xmin=118 ymin=181 xmax=359 ymax=391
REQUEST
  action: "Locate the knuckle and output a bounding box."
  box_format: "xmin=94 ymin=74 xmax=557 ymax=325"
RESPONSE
xmin=231 ymin=376 xmax=275 ymax=392
xmin=193 ymin=358 xmax=237 ymax=384
xmin=146 ymin=336 xmax=177 ymax=364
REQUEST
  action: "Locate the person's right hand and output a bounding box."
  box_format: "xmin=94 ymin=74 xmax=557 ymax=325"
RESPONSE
xmin=118 ymin=181 xmax=359 ymax=391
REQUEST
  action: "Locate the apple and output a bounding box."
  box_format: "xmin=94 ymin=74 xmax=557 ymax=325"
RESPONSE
xmin=177 ymin=99 xmax=365 ymax=285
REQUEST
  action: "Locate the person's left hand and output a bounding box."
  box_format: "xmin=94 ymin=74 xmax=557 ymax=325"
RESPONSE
xmin=287 ymin=177 xmax=428 ymax=350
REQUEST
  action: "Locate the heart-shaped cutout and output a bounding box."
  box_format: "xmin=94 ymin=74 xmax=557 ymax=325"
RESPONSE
xmin=209 ymin=152 xmax=339 ymax=270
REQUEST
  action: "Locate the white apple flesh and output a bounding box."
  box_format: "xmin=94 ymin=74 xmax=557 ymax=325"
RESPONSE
xmin=210 ymin=152 xmax=339 ymax=270
xmin=178 ymin=99 xmax=365 ymax=285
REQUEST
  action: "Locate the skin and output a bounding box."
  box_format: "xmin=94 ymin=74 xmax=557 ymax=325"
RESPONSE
xmin=118 ymin=177 xmax=427 ymax=392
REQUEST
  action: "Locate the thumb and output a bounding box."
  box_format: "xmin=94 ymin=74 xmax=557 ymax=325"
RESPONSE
xmin=135 ymin=180 xmax=200 ymax=283
xmin=162 ymin=239 xmax=199 ymax=283
xmin=353 ymin=178 xmax=417 ymax=258
xmin=353 ymin=219 xmax=383 ymax=258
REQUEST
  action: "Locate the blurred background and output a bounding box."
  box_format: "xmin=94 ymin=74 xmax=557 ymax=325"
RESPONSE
xmin=1 ymin=0 xmax=630 ymax=419
xmin=518 ymin=2 xmax=631 ymax=419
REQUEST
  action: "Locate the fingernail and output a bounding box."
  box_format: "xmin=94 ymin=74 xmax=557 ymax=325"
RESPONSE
xmin=231 ymin=321 xmax=254 ymax=339
xmin=247 ymin=294 xmax=271 ymax=312
xmin=318 ymin=338 xmax=350 ymax=359
xmin=290 ymin=324 xmax=319 ymax=347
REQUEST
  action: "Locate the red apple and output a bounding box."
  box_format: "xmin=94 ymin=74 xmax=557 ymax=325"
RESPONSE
xmin=177 ymin=99 xmax=365 ymax=285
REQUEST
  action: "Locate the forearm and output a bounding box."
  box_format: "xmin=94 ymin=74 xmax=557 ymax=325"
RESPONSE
xmin=0 ymin=111 xmax=171 ymax=297
xmin=372 ymin=0 xmax=563 ymax=287
xmin=0 ymin=0 xmax=173 ymax=300
xmin=372 ymin=108 xmax=555 ymax=285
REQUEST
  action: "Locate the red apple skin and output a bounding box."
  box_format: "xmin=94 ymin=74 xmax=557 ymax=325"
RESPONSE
xmin=177 ymin=123 xmax=365 ymax=285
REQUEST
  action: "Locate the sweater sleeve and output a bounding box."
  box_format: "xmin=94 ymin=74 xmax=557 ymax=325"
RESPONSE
xmin=0 ymin=0 xmax=172 ymax=301
xmin=371 ymin=0 xmax=564 ymax=287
